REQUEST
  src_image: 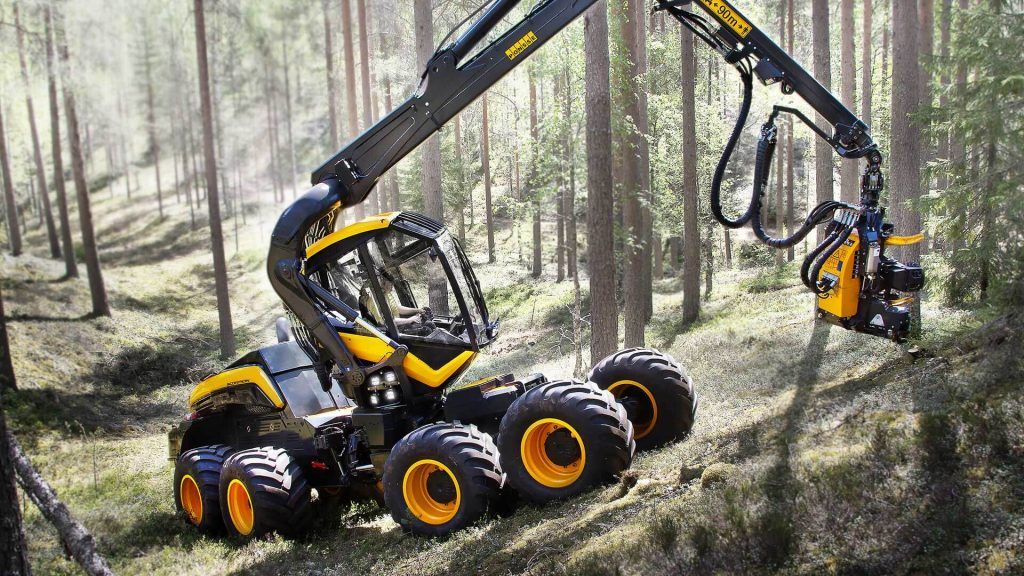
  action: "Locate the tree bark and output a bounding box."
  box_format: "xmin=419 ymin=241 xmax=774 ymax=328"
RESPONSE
xmin=786 ymin=0 xmax=796 ymax=262
xmin=891 ymin=0 xmax=922 ymax=332
xmin=357 ymin=0 xmax=378 ymax=215
xmin=15 ymin=5 xmax=60 ymax=259
xmin=775 ymin=0 xmax=786 ymax=267
xmin=481 ymin=93 xmax=495 ymax=263
xmin=454 ymin=114 xmax=465 ymax=241
xmin=57 ymin=14 xmax=109 ymax=317
xmin=8 ymin=430 xmax=114 ymax=576
xmin=323 ymin=0 xmax=340 ymax=150
xmin=862 ymin=0 xmax=874 ymax=125
xmin=555 ymin=73 xmax=566 ymax=283
xmin=195 ymin=0 xmax=236 ymax=358
xmin=618 ymin=0 xmax=648 ymax=346
xmin=143 ymin=32 xmax=163 ymax=219
xmin=563 ymin=66 xmax=578 ymax=280
xmin=839 ymin=0 xmax=858 ymax=204
xmin=0 ymin=313 xmax=31 ymax=575
xmin=585 ymin=1 xmax=617 ymax=362
xmin=0 ymin=100 xmax=22 ymax=257
xmin=937 ymin=0 xmax=951 ymax=194
xmin=918 ymin=0 xmax=935 ymax=244
xmin=529 ymin=71 xmax=542 ymax=279
xmin=811 ymin=0 xmax=834 ymax=242
xmin=679 ymin=6 xmax=700 ymax=324
xmin=341 ymin=0 xmax=363 ymax=220
xmin=282 ymin=40 xmax=298 ymax=198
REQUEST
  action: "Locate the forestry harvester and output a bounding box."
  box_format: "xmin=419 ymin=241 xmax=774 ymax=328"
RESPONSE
xmin=169 ymin=0 xmax=922 ymax=539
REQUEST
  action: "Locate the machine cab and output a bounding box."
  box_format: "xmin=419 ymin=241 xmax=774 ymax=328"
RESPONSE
xmin=302 ymin=212 xmax=496 ymax=392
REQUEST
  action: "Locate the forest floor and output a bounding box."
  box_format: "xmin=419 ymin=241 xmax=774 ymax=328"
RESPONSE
xmin=2 ymin=169 xmax=1022 ymax=575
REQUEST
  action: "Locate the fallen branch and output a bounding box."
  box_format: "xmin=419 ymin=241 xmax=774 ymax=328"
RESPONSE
xmin=5 ymin=430 xmax=114 ymax=576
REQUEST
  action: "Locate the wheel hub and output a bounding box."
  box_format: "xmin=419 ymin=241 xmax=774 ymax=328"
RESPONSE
xmin=544 ymin=427 xmax=582 ymax=467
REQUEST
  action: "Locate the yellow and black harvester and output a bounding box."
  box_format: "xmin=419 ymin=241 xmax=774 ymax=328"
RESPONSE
xmin=170 ymin=0 xmax=922 ymax=539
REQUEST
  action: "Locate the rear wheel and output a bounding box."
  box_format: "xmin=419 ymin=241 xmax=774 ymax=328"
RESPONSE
xmin=218 ymin=447 xmax=314 ymax=539
xmin=173 ymin=444 xmax=233 ymax=533
xmin=588 ymin=348 xmax=697 ymax=451
xmin=383 ymin=422 xmax=502 ymax=536
xmin=497 ymin=380 xmax=633 ymax=503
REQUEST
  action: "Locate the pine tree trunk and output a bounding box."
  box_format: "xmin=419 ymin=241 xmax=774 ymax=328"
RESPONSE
xmin=555 ymin=74 xmax=566 ymax=283
xmin=15 ymin=5 xmax=60 ymax=260
xmin=786 ymin=0 xmax=796 ymax=262
xmin=282 ymin=40 xmax=298 ymax=198
xmin=8 ymin=430 xmax=114 ymax=576
xmin=937 ymin=0 xmax=951 ymax=195
xmin=195 ymin=0 xmax=235 ymax=358
xmin=454 ymin=114 xmax=465 ymax=241
xmin=918 ymin=0 xmax=935 ymax=255
xmin=357 ymin=0 xmax=377 ymax=215
xmin=812 ymin=0 xmax=834 ymax=243
xmin=637 ymin=0 xmax=653 ymax=323
xmin=585 ymin=0 xmax=617 ymax=362
xmin=890 ymin=0 xmax=922 ymax=334
xmin=57 ymin=16 xmax=109 ymax=317
xmin=529 ymin=71 xmax=542 ymax=279
xmin=840 ymin=0 xmax=858 ymax=203
xmin=0 ymin=322 xmax=31 ymax=576
xmin=862 ymin=0 xmax=874 ymax=125
xmin=563 ymin=67 xmax=578 ymax=280
xmin=144 ymin=34 xmax=163 ymax=219
xmin=323 ymin=0 xmax=340 ymax=150
xmin=775 ymin=0 xmax=786 ymax=267
xmin=341 ymin=0 xmax=363 ymax=220
xmin=619 ymin=0 xmax=648 ymax=346
xmin=481 ymin=93 xmax=495 ymax=263
xmin=0 ymin=103 xmax=22 ymax=257
xmin=680 ymin=6 xmax=700 ymax=324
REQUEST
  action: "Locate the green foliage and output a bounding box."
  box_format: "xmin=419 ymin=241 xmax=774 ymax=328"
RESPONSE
xmin=922 ymin=3 xmax=1024 ymax=307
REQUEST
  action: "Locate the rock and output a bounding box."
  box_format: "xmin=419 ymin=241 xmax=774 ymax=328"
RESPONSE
xmin=678 ymin=464 xmax=705 ymax=484
xmin=700 ymin=462 xmax=739 ymax=488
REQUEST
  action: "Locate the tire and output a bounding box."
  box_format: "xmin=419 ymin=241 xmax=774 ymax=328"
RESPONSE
xmin=383 ymin=422 xmax=502 ymax=537
xmin=588 ymin=347 xmax=698 ymax=451
xmin=173 ymin=444 xmax=233 ymax=533
xmin=497 ymin=380 xmax=634 ymax=504
xmin=218 ymin=447 xmax=314 ymax=539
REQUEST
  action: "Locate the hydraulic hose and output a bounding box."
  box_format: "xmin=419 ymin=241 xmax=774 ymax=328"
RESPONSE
xmin=709 ymin=65 xmax=755 ymax=229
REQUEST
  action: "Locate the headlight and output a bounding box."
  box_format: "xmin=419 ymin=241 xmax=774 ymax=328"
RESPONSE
xmin=368 ymin=374 xmax=383 ymax=390
xmin=383 ymin=388 xmax=399 ymax=403
xmin=383 ymin=370 xmax=398 ymax=384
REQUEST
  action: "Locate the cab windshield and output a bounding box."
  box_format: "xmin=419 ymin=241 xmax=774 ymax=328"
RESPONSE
xmin=311 ymin=229 xmax=490 ymax=348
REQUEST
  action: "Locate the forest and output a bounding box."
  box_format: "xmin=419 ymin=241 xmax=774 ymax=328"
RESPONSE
xmin=0 ymin=0 xmax=1022 ymax=574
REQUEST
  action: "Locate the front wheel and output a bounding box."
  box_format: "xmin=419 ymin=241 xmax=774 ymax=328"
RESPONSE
xmin=588 ymin=348 xmax=697 ymax=451
xmin=383 ymin=422 xmax=502 ymax=536
xmin=218 ymin=447 xmax=314 ymax=540
xmin=497 ymin=380 xmax=633 ymax=504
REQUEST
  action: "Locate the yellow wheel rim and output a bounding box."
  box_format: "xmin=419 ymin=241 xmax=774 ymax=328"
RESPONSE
xmin=179 ymin=474 xmax=203 ymax=525
xmin=226 ymin=479 xmax=255 ymax=536
xmin=608 ymin=379 xmax=658 ymax=439
xmin=402 ymin=459 xmax=461 ymax=526
xmin=520 ymin=418 xmax=586 ymax=488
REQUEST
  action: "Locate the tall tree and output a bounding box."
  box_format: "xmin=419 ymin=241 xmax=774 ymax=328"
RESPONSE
xmin=563 ymin=66 xmax=579 ymax=280
xmin=0 ymin=101 xmax=21 ymax=257
xmin=786 ymin=0 xmax=796 ymax=262
xmin=811 ymin=0 xmax=834 ymax=242
xmin=918 ymin=0 xmax=935 ymax=229
xmin=58 ymin=10 xmax=110 ymax=317
xmin=323 ymin=0 xmax=340 ymax=151
xmin=840 ymin=0 xmax=858 ymax=203
xmin=775 ymin=0 xmax=786 ymax=267
xmin=481 ymin=93 xmax=495 ymax=262
xmin=15 ymin=5 xmax=60 ymax=259
xmin=680 ymin=5 xmax=699 ymax=324
xmin=356 ymin=0 xmax=378 ymax=215
xmin=281 ymin=40 xmax=298 ymax=198
xmin=528 ymin=70 xmax=542 ymax=278
xmin=0 ymin=284 xmax=30 ymax=576
xmin=617 ymin=0 xmax=649 ymax=346
xmin=586 ymin=1 xmax=617 ymax=361
xmin=936 ymin=0 xmax=951 ymax=194
xmin=44 ymin=7 xmax=77 ymax=278
xmin=891 ymin=0 xmax=922 ymax=331
xmin=862 ymin=0 xmax=874 ymax=125
xmin=195 ymin=0 xmax=235 ymax=358
xmin=143 ymin=29 xmax=163 ymax=219
xmin=341 ymin=0 xmax=363 ymax=219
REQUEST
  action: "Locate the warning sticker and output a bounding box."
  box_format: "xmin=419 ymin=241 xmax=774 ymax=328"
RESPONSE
xmin=696 ymin=0 xmax=753 ymax=38
xmin=506 ymin=31 xmax=538 ymax=61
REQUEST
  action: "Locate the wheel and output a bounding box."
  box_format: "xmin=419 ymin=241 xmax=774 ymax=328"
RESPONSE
xmin=173 ymin=444 xmax=233 ymax=533
xmin=383 ymin=422 xmax=502 ymax=536
xmin=497 ymin=380 xmax=633 ymax=504
xmin=588 ymin=347 xmax=697 ymax=451
xmin=218 ymin=447 xmax=314 ymax=539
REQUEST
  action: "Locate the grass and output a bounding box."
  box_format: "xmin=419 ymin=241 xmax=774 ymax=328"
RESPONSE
xmin=3 ymin=156 xmax=1022 ymax=575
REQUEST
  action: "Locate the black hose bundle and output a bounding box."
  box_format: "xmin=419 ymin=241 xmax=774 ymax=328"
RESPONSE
xmin=708 ymin=63 xmax=859 ymax=296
